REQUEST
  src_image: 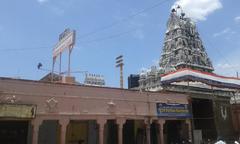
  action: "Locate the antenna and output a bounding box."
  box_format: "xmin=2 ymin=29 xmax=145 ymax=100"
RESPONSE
xmin=116 ymin=55 xmax=124 ymax=89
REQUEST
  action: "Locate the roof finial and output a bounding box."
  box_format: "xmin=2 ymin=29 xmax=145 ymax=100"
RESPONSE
xmin=171 ymin=8 xmax=176 ymax=13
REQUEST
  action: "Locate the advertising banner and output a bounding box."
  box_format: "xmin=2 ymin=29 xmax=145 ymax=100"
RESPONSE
xmin=156 ymin=103 xmax=191 ymax=118
xmin=53 ymin=29 xmax=76 ymax=58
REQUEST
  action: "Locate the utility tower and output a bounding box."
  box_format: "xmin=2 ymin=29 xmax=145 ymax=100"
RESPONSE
xmin=116 ymin=55 xmax=124 ymax=89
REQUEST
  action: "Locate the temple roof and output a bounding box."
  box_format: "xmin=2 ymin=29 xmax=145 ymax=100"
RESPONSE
xmin=161 ymin=68 xmax=240 ymax=89
xmin=159 ymin=7 xmax=214 ymax=73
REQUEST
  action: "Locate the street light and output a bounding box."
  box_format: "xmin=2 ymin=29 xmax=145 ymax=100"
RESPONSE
xmin=116 ymin=55 xmax=124 ymax=89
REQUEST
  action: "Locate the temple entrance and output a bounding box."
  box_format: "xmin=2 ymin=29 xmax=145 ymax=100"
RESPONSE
xmin=150 ymin=122 xmax=159 ymax=144
xmin=105 ymin=120 xmax=118 ymax=144
xmin=123 ymin=120 xmax=146 ymax=144
xmin=164 ymin=120 xmax=188 ymax=144
xmin=66 ymin=120 xmax=98 ymax=144
xmin=192 ymin=98 xmax=217 ymax=143
xmin=0 ymin=120 xmax=29 ymax=144
xmin=38 ymin=120 xmax=61 ymax=144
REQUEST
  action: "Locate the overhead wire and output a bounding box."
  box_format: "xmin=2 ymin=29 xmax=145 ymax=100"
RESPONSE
xmin=79 ymin=29 xmax=137 ymax=43
xmin=77 ymin=0 xmax=173 ymax=39
xmin=198 ymin=27 xmax=239 ymax=75
xmin=0 ymin=28 xmax=134 ymax=52
xmin=0 ymin=0 xmax=173 ymax=53
xmin=0 ymin=46 xmax=50 ymax=52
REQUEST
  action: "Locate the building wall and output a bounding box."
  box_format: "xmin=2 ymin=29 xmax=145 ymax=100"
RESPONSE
xmin=0 ymin=78 xmax=191 ymax=144
xmin=231 ymin=104 xmax=240 ymax=136
xmin=0 ymin=78 xmax=188 ymax=119
xmin=214 ymin=99 xmax=236 ymax=139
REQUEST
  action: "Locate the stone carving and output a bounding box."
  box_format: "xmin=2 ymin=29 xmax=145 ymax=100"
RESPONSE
xmin=0 ymin=95 xmax=19 ymax=104
xmin=107 ymin=100 xmax=116 ymax=113
xmin=220 ymin=106 xmax=227 ymax=120
xmin=46 ymin=97 xmax=58 ymax=112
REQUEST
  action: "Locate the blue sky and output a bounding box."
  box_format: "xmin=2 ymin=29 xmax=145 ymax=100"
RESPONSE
xmin=0 ymin=0 xmax=239 ymax=88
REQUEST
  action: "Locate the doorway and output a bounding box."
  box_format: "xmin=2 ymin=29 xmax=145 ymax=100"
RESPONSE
xmin=123 ymin=120 xmax=147 ymax=144
xmin=164 ymin=120 xmax=187 ymax=144
xmin=0 ymin=120 xmax=29 ymax=144
xmin=66 ymin=120 xmax=98 ymax=144
xmin=105 ymin=120 xmax=118 ymax=144
xmin=192 ymin=98 xmax=217 ymax=142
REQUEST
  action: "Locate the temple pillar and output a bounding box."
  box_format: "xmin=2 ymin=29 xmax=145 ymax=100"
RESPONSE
xmin=31 ymin=118 xmax=43 ymax=144
xmin=186 ymin=119 xmax=192 ymax=143
xmin=158 ymin=120 xmax=165 ymax=144
xmin=145 ymin=119 xmax=152 ymax=144
xmin=59 ymin=118 xmax=69 ymax=144
xmin=116 ymin=118 xmax=126 ymax=144
xmin=97 ymin=118 xmax=106 ymax=144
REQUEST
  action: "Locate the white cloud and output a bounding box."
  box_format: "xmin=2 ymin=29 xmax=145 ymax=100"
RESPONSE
xmin=214 ymin=46 xmax=240 ymax=77
xmin=216 ymin=63 xmax=239 ymax=69
xmin=215 ymin=63 xmax=240 ymax=77
xmin=234 ymin=16 xmax=240 ymax=23
xmin=173 ymin=0 xmax=222 ymax=21
xmin=37 ymin=0 xmax=48 ymax=4
xmin=213 ymin=27 xmax=236 ymax=37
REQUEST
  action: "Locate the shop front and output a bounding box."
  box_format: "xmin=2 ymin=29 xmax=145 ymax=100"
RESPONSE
xmin=0 ymin=103 xmax=36 ymax=144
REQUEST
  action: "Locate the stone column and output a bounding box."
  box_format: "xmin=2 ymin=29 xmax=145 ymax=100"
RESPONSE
xmin=186 ymin=119 xmax=192 ymax=143
xmin=238 ymin=113 xmax=240 ymax=131
xmin=158 ymin=120 xmax=165 ymax=144
xmin=31 ymin=118 xmax=43 ymax=144
xmin=144 ymin=119 xmax=151 ymax=144
xmin=97 ymin=118 xmax=106 ymax=144
xmin=117 ymin=118 xmax=126 ymax=144
xmin=59 ymin=118 xmax=69 ymax=144
xmin=146 ymin=124 xmax=151 ymax=144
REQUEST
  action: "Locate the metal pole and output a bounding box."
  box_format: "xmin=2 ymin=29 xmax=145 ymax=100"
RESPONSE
xmin=59 ymin=53 xmax=62 ymax=75
xmin=68 ymin=48 xmax=71 ymax=76
xmin=51 ymin=58 xmax=55 ymax=82
xmin=120 ymin=64 xmax=123 ymax=89
xmin=147 ymin=92 xmax=151 ymax=144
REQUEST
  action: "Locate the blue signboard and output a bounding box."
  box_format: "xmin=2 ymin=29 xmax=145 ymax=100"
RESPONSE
xmin=156 ymin=103 xmax=191 ymax=118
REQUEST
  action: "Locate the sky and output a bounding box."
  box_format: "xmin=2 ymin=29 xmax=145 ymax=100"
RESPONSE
xmin=0 ymin=0 xmax=239 ymax=88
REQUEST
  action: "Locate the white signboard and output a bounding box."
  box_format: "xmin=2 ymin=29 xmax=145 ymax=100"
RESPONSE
xmin=53 ymin=29 xmax=76 ymax=58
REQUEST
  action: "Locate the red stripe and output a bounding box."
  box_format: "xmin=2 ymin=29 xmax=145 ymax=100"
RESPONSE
xmin=161 ymin=68 xmax=240 ymax=81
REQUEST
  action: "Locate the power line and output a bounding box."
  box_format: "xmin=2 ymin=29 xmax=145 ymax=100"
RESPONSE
xmin=80 ymin=29 xmax=137 ymax=43
xmin=77 ymin=0 xmax=173 ymax=39
xmin=0 ymin=0 xmax=173 ymax=53
xmin=0 ymin=29 xmax=135 ymax=52
xmin=198 ymin=27 xmax=239 ymax=74
xmin=0 ymin=29 xmax=134 ymax=52
xmin=0 ymin=47 xmax=50 ymax=52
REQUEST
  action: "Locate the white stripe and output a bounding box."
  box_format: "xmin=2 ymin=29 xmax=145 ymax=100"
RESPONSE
xmin=161 ymin=69 xmax=240 ymax=86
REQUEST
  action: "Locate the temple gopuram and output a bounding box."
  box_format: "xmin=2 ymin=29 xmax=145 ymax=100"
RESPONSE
xmin=137 ymin=6 xmax=240 ymax=143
